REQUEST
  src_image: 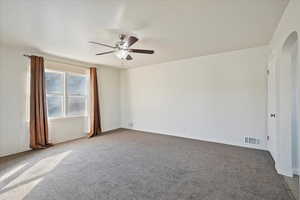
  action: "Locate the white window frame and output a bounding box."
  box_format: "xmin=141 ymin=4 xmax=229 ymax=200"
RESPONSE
xmin=65 ymin=72 xmax=88 ymax=117
xmin=45 ymin=69 xmax=88 ymax=119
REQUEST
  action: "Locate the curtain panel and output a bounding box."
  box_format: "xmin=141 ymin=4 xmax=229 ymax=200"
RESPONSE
xmin=29 ymin=56 xmax=52 ymax=149
xmin=88 ymin=67 xmax=102 ymax=137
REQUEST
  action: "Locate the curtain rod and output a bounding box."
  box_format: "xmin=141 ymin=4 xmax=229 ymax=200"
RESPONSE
xmin=23 ymin=54 xmax=93 ymax=69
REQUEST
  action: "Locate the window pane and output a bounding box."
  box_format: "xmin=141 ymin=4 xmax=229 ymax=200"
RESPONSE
xmin=47 ymin=96 xmax=63 ymax=118
xmin=67 ymin=74 xmax=87 ymax=95
xmin=46 ymin=72 xmax=64 ymax=94
xmin=67 ymin=96 xmax=86 ymax=116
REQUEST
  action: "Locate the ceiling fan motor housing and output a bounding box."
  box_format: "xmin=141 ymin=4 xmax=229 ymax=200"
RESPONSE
xmin=119 ymin=34 xmax=127 ymax=41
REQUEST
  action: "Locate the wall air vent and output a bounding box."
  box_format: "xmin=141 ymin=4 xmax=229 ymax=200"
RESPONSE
xmin=244 ymin=137 xmax=260 ymax=145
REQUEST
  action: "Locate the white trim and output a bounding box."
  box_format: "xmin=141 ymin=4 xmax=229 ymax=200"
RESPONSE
xmin=49 ymin=115 xmax=88 ymax=121
xmin=275 ymin=163 xmax=293 ymax=177
xmin=122 ymin=127 xmax=268 ymax=151
xmin=45 ymin=69 xmax=88 ymax=119
xmin=293 ymin=168 xmax=300 ymax=175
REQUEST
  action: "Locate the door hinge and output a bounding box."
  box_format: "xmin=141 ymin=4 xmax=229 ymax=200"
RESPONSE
xmin=270 ymin=113 xmax=276 ymax=118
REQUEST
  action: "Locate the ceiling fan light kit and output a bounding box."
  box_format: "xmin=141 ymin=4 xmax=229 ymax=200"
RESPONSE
xmin=89 ymin=34 xmax=154 ymax=61
xmin=116 ymin=49 xmax=129 ymax=60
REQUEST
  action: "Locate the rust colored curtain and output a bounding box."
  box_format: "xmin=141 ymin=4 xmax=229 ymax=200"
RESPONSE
xmin=88 ymin=67 xmax=102 ymax=137
xmin=29 ymin=56 xmax=51 ymax=149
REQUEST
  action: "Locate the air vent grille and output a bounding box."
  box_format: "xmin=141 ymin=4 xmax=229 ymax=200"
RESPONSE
xmin=244 ymin=137 xmax=260 ymax=145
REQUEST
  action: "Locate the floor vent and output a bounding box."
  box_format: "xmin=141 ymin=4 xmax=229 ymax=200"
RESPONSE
xmin=244 ymin=137 xmax=260 ymax=145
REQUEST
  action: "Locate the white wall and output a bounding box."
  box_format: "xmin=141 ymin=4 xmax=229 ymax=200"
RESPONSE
xmin=0 ymin=45 xmax=121 ymax=157
xmin=268 ymin=0 xmax=300 ymax=176
xmin=0 ymin=46 xmax=29 ymax=156
xmin=48 ymin=117 xmax=89 ymax=144
xmin=121 ymin=46 xmax=269 ymax=150
xmin=98 ymin=65 xmax=121 ymax=132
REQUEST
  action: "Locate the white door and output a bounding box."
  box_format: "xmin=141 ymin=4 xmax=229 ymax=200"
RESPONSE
xmin=267 ymin=60 xmax=277 ymax=161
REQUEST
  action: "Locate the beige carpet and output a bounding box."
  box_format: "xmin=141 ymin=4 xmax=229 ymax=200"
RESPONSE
xmin=0 ymin=129 xmax=294 ymax=200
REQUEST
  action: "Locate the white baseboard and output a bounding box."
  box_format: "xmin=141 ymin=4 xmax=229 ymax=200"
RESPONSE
xmin=122 ymin=127 xmax=267 ymax=151
xmin=275 ymin=163 xmax=293 ymax=177
xmin=0 ymin=147 xmax=31 ymax=158
xmin=293 ymin=168 xmax=300 ymax=176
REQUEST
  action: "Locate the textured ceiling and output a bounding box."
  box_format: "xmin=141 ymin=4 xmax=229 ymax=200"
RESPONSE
xmin=0 ymin=0 xmax=289 ymax=67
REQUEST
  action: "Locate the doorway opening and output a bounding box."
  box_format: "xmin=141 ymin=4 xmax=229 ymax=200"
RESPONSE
xmin=277 ymin=31 xmax=299 ymax=177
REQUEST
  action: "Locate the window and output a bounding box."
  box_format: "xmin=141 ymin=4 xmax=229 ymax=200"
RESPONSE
xmin=45 ymin=70 xmax=88 ymax=118
xmin=46 ymin=71 xmax=64 ymax=118
xmin=66 ymin=73 xmax=88 ymax=116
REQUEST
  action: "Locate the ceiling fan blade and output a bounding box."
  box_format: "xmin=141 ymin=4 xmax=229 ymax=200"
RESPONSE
xmin=127 ymin=36 xmax=138 ymax=47
xmin=126 ymin=55 xmax=133 ymax=60
xmin=128 ymin=49 xmax=154 ymax=54
xmin=89 ymin=41 xmax=116 ymax=49
xmin=96 ymin=50 xmax=115 ymax=55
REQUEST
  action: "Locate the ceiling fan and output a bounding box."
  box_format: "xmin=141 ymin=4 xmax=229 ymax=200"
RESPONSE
xmin=89 ymin=34 xmax=154 ymax=61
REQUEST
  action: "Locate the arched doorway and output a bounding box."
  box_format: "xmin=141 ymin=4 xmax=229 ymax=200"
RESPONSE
xmin=277 ymin=31 xmax=299 ymax=177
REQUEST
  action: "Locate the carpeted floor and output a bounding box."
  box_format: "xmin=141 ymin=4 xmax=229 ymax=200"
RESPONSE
xmin=0 ymin=129 xmax=294 ymax=200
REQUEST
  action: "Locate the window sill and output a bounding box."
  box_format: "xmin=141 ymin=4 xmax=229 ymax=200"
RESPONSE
xmin=49 ymin=115 xmax=88 ymax=121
